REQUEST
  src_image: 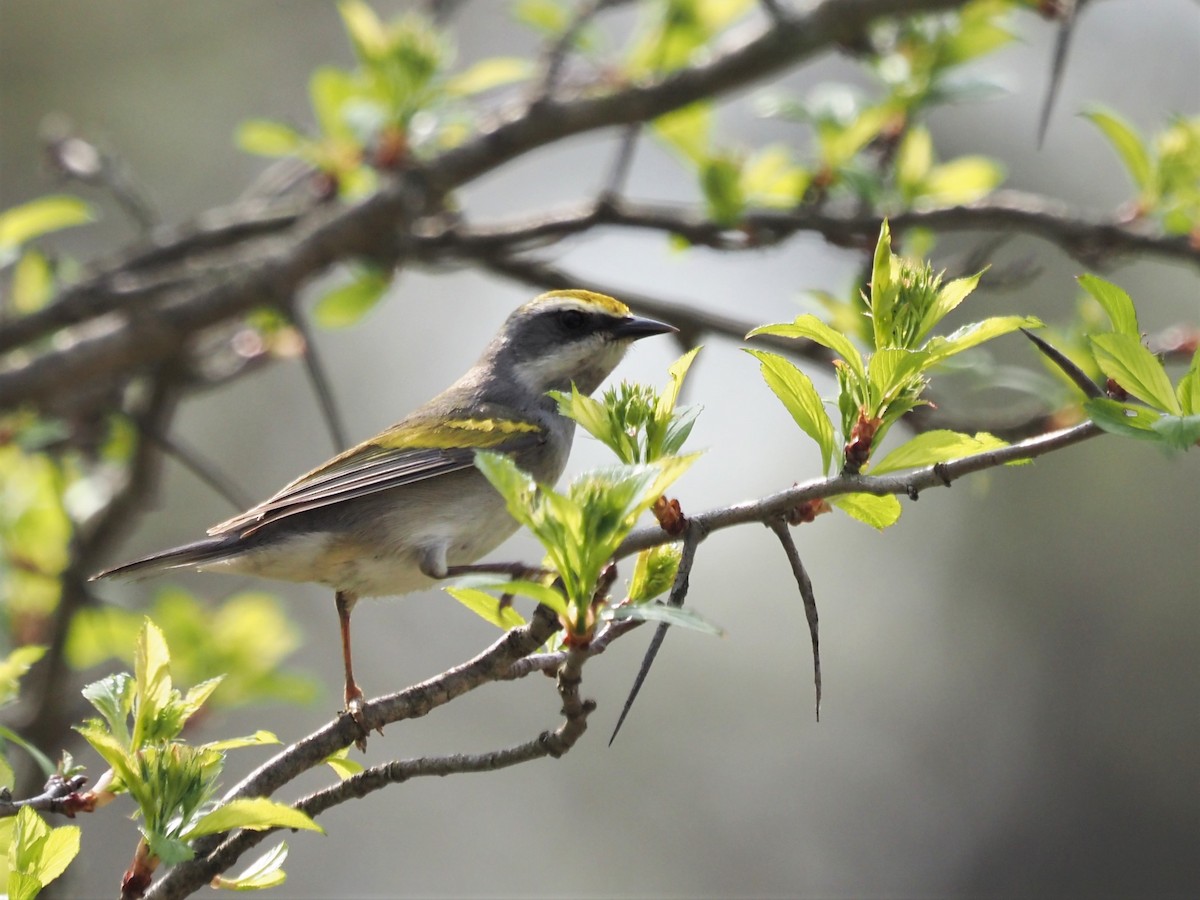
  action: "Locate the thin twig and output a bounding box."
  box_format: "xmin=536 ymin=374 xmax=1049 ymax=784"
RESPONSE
xmin=0 ymin=775 xmax=90 ymax=819
xmin=147 ymin=430 xmax=252 ymax=510
xmin=616 ymin=419 xmax=1103 ymax=560
xmin=767 ymin=519 xmax=821 ymax=721
xmin=287 ymin=308 xmax=350 ymax=452
xmin=608 ymin=522 xmax=706 ymax=745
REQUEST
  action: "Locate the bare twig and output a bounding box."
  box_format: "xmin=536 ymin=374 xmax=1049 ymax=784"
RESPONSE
xmin=767 ymin=518 xmax=821 ymax=721
xmin=608 ymin=521 xmax=706 ymax=745
xmin=0 ymin=774 xmax=90 ymax=819
xmin=287 ymin=308 xmax=350 ymax=452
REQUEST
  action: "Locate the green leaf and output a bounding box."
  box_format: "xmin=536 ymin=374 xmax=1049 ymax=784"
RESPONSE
xmin=7 ymin=807 xmax=80 ymax=897
xmin=187 ymin=798 xmax=323 ymax=839
xmin=604 ymin=602 xmax=724 ymax=637
xmin=869 ymin=219 xmax=896 ymax=352
xmin=1084 ymin=108 xmax=1154 ymax=194
xmin=920 ymin=156 xmax=1004 ymax=205
xmin=628 ymin=545 xmax=682 ymax=603
xmin=652 ymin=103 xmax=713 ymax=165
xmin=871 ymin=430 xmax=1008 ymax=475
xmin=1077 ymin=274 xmax=1139 ymax=337
xmin=1151 ymin=414 xmax=1200 ymax=450
xmin=445 ymin=57 xmax=532 ymax=96
xmin=740 ymin=145 xmax=809 ymax=207
xmin=924 ymin=315 xmax=1043 ymax=366
xmin=0 ymin=646 xmax=46 ymax=708
xmin=444 ymin=586 xmax=529 ymax=629
xmin=235 ymin=120 xmax=306 ymax=157
xmin=915 ymin=271 xmax=983 ymax=344
xmin=312 ymin=268 xmax=391 ymax=329
xmin=1089 ymin=333 xmax=1180 ymax=414
xmin=0 ymin=196 xmax=93 ymax=251
xmin=0 ymin=726 xmax=56 ymax=780
xmin=700 ymin=154 xmax=745 ymax=227
xmin=203 ymin=731 xmax=280 ymax=753
xmin=1083 ymin=397 xmax=1164 ymax=441
xmin=212 ymin=841 xmax=290 ymax=891
xmin=830 ymin=493 xmax=902 ymax=530
xmin=30 ymin=823 xmax=79 ymax=888
xmin=514 ymin=0 xmax=569 ymax=34
xmin=0 ymin=756 xmax=13 ymax=792
xmin=338 ymin=0 xmax=387 ymax=60
xmin=748 ymin=314 xmax=866 ymax=380
xmin=745 ymin=349 xmax=835 ymax=474
xmin=323 ymin=748 xmax=365 ymax=781
xmin=11 ymin=250 xmax=54 ymax=314
xmin=1177 ymin=349 xmax=1200 ymax=415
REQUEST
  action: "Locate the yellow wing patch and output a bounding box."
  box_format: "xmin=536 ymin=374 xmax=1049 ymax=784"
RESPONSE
xmin=374 ymin=418 xmax=542 ymax=450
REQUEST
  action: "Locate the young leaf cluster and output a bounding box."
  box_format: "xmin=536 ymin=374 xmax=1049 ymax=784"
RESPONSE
xmin=552 ymin=348 xmax=701 ymax=466
xmin=1074 ymin=276 xmax=1200 ymax=450
xmin=449 ymin=453 xmax=698 ymax=641
xmin=236 ymin=1 xmax=531 ymax=196
xmin=1086 ymin=109 xmax=1200 ymax=238
xmin=73 ymin=620 xmax=319 ymax=892
xmin=0 ymin=806 xmax=80 ymax=900
xmin=0 ymin=195 xmax=93 ymax=316
xmin=747 ymin=221 xmax=1038 ymax=527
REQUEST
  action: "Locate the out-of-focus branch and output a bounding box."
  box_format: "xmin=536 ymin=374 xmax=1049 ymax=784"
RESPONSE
xmin=430 ymin=193 xmax=1200 ymax=269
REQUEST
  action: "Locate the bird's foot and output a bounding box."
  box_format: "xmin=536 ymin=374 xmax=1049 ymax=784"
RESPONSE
xmin=342 ymin=684 xmax=382 ymax=752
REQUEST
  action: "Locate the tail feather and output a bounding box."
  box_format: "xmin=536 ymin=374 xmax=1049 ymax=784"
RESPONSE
xmin=90 ymin=536 xmax=239 ymax=581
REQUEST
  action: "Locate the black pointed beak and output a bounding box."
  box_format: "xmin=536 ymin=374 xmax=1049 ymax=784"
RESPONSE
xmin=611 ymin=313 xmax=677 ymax=341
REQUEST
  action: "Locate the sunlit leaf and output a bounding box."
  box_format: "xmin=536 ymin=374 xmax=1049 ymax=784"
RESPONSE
xmin=830 ymin=492 xmax=902 ymax=530
xmin=745 ymin=349 xmax=835 ymax=474
xmin=445 ymin=586 xmax=528 ymax=629
xmin=445 ymin=57 xmax=532 ymax=96
xmin=11 ymin=250 xmax=54 ymax=314
xmin=0 ymin=646 xmax=46 ymax=709
xmin=323 ymin=748 xmax=365 ymax=781
xmin=748 ymin=314 xmax=865 ymax=380
xmin=924 ymin=315 xmax=1043 ymax=365
xmin=628 ymin=544 xmax=682 ymax=603
xmin=652 ymin=103 xmax=713 ymax=165
xmin=235 ymin=120 xmax=307 ymax=157
xmin=0 ymin=196 xmax=93 ymax=251
xmin=313 ymin=268 xmax=391 ymax=329
xmin=1085 ymin=107 xmax=1154 ymax=195
xmin=700 ymin=154 xmax=745 ymax=226
xmin=920 ymin=156 xmax=1003 ymax=204
xmin=514 ymin=0 xmax=569 ymax=34
xmin=872 ymin=430 xmax=1008 ymax=475
xmin=1090 ymin=333 xmax=1180 ymax=414
xmin=1177 ymin=349 xmax=1200 ymax=415
xmin=338 ymin=0 xmax=388 ymax=60
xmin=212 ymin=841 xmax=290 ymax=891
xmin=203 ymin=731 xmax=281 ymax=753
xmin=1077 ymin=274 xmax=1139 ymax=337
xmin=187 ymin=798 xmax=323 ymax=839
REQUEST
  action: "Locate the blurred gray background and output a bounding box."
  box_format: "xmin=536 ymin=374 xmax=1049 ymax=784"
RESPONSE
xmin=2 ymin=1 xmax=1199 ymax=897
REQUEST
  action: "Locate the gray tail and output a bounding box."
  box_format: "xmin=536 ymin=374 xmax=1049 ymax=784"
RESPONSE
xmin=90 ymin=536 xmax=239 ymax=581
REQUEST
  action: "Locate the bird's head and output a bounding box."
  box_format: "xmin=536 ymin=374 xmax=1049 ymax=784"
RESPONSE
xmin=487 ymin=290 xmax=677 ymax=397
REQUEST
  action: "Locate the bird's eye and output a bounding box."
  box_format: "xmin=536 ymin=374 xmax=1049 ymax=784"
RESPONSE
xmin=559 ymin=309 xmax=586 ymax=330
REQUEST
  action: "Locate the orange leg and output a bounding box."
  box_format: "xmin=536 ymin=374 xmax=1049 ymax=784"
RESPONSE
xmin=335 ymin=590 xmax=371 ymax=750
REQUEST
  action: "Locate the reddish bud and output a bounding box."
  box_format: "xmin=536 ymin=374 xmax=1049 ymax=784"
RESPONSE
xmin=652 ymin=495 xmax=687 ymax=536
